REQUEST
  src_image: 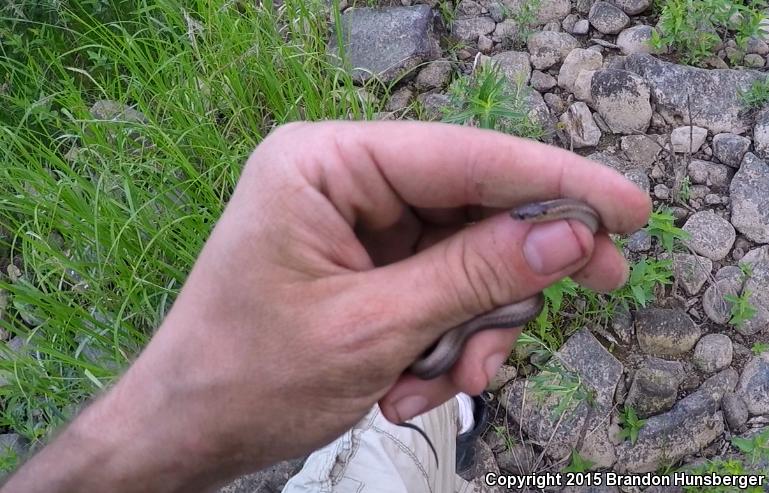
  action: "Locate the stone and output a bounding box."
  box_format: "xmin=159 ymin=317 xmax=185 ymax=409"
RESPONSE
xmin=415 ymin=60 xmax=452 ymax=90
xmin=490 ymin=51 xmax=531 ymax=84
xmin=503 ymin=0 xmax=571 ymax=25
xmin=722 ymin=393 xmax=749 ymax=429
xmin=530 ymin=70 xmax=557 ymax=91
xmin=527 ymin=31 xmax=579 ymax=70
xmin=328 ymin=6 xmax=440 ymax=84
xmin=222 ymin=458 xmax=304 ymax=492
xmin=755 ymin=108 xmax=769 ymax=158
xmin=635 ymin=308 xmax=702 ymax=356
xmin=487 ymin=364 xmax=517 ymax=391
xmin=525 ymin=89 xmax=556 ymax=140
xmin=611 ymin=305 xmax=634 ymax=345
xmin=573 ymin=69 xmax=596 ymax=102
xmin=591 ymin=69 xmax=651 ymax=134
xmin=494 ymin=442 xmax=536 ymax=474
xmin=614 ymin=0 xmax=650 ymax=15
xmin=736 ymin=248 xmax=769 ymax=336
xmin=702 ymin=266 xmax=742 ymax=325
xmin=700 ymin=367 xmax=739 ymax=399
xmin=617 ymin=25 xmax=655 ymax=55
xmin=737 ymin=353 xmax=769 ymax=415
xmin=588 ymin=1 xmax=629 ymax=35
xmin=615 ymin=389 xmax=724 ymax=473
xmin=670 ymin=126 xmax=708 ymax=154
xmin=747 ymin=37 xmax=769 ymax=55
xmin=90 ymin=100 xmax=147 ymax=123
xmin=730 ymin=153 xmax=769 ymax=243
xmin=562 ymin=13 xmax=579 ymax=33
xmin=619 ymin=135 xmax=661 ymax=168
xmin=687 ymin=160 xmax=732 ymax=188
xmin=653 ymin=184 xmax=669 ymax=200
xmin=492 ymin=19 xmax=519 ymax=44
xmin=693 ymin=334 xmax=733 ymax=373
xmin=673 ymin=253 xmax=712 ymax=296
xmin=477 ymin=34 xmax=493 ymax=54
xmin=559 ymin=102 xmax=602 ymax=148
xmin=681 ymin=210 xmax=735 ymax=261
xmin=623 ymin=168 xmax=650 ymax=192
xmin=624 ymin=53 xmax=766 ymax=134
xmin=558 ymin=48 xmax=603 ymax=93
xmin=627 ymin=228 xmax=651 ymax=251
xmin=451 ymin=16 xmax=496 ymax=42
xmin=744 ymin=53 xmax=765 ymax=68
xmin=416 ymin=92 xmax=451 ymax=120
xmin=385 ymin=86 xmax=414 ymax=112
xmin=543 ymin=92 xmax=566 ymax=115
xmin=457 ymin=0 xmax=482 ymax=16
xmin=487 ymin=1 xmax=505 ymax=22
xmin=625 ymin=357 xmax=684 ymax=417
xmin=573 ymin=19 xmax=590 ymax=35
xmin=712 ymin=133 xmax=750 ymax=168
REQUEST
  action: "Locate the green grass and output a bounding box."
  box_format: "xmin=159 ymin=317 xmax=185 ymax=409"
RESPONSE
xmin=0 ymin=0 xmax=377 ymax=465
xmin=741 ymin=77 xmax=769 ymax=109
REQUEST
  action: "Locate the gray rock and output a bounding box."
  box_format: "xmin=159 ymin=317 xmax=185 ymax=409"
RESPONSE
xmin=755 ymin=107 xmax=769 ymax=158
xmin=452 ymin=16 xmax=496 ymax=42
xmin=562 ymin=13 xmax=580 ymax=33
xmin=576 ymin=0 xmax=595 ymax=14
xmin=625 ymin=357 xmax=684 ymax=417
xmin=702 ymin=266 xmax=742 ymax=325
xmin=329 ymin=6 xmax=440 ymax=84
xmin=415 ymin=60 xmax=452 ymax=90
xmin=573 ymin=19 xmax=591 ymax=35
xmin=494 ymin=442 xmax=536 ymax=474
xmin=722 ymin=393 xmax=749 ymax=429
xmin=492 ymin=19 xmax=519 ymax=45
xmin=611 ymin=305 xmax=634 ymax=344
xmin=490 ymin=51 xmax=531 ymax=84
xmin=682 ymin=210 xmax=735 ymax=261
xmin=730 ymin=153 xmax=769 ymax=243
xmin=627 ymin=228 xmax=652 ymax=251
xmin=588 ymin=1 xmax=629 ymax=35
xmin=525 ymin=89 xmax=556 ymax=140
xmin=617 ymin=25 xmax=655 ymax=55
xmin=486 ymin=1 xmax=505 ymax=22
xmin=671 ymin=126 xmax=708 ymax=154
xmin=416 ymin=92 xmax=451 ymax=120
xmin=459 ymin=436 xmax=500 ymax=484
xmin=574 ymin=69 xmax=596 ymax=102
xmin=737 ymin=352 xmax=769 ymax=415
xmin=530 ymin=70 xmax=557 ymax=91
xmin=527 ymin=31 xmax=579 ymax=70
xmin=620 ymin=134 xmax=663 ymax=167
xmin=478 ymin=34 xmax=493 ymax=54
xmin=653 ymin=183 xmax=670 ymax=200
xmin=744 ymin=53 xmax=765 ymax=68
xmin=503 ymin=0 xmax=571 ymax=25
xmin=559 ymin=102 xmax=602 ymax=148
xmin=635 ymin=308 xmax=702 ymax=356
xmin=693 ymin=334 xmax=733 ymax=373
xmin=558 ymin=48 xmax=603 ymax=93
xmin=385 ymin=86 xmax=414 ymax=112
xmin=673 ymin=253 xmax=713 ymax=296
xmin=747 ymin=37 xmax=769 ymax=55
xmin=614 ymin=0 xmax=650 ymax=15
xmin=624 ymin=53 xmax=765 ymax=134
xmin=687 ymin=160 xmax=732 ymax=188
xmin=737 ymin=250 xmax=769 ymax=336
xmin=615 ymin=390 xmax=724 ymax=473
xmin=712 ymin=133 xmax=751 ymax=168
xmin=543 ymin=92 xmax=566 ymax=115
xmin=623 ymin=168 xmax=651 ymax=192
xmin=90 ymin=100 xmax=147 ymax=123
xmin=591 ymin=69 xmax=651 ymax=134
xmin=220 ymin=458 xmax=305 ymax=493
xmin=700 ymin=367 xmax=739 ymax=399
xmin=487 ymin=364 xmax=517 ymax=391
xmin=457 ymin=0 xmax=482 ymax=16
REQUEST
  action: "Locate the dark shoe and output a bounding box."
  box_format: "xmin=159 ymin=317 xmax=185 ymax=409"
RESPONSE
xmin=455 ymin=392 xmax=490 ymax=475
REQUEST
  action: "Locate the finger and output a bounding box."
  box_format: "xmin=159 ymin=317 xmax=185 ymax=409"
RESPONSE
xmin=283 ymin=121 xmax=650 ymax=234
xmin=379 ymin=328 xmax=520 ymax=423
xmin=570 ymin=233 xmax=630 ymax=292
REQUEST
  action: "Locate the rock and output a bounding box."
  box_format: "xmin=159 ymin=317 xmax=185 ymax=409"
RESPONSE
xmin=737 ymin=353 xmax=769 ymax=415
xmin=588 ymin=1 xmax=629 ymax=35
xmin=635 ymin=308 xmax=702 ymax=356
xmin=737 ymin=249 xmax=769 ymax=336
xmin=591 ymin=69 xmax=651 ymax=134
xmin=558 ymin=48 xmax=603 ymax=93
xmin=614 ymin=0 xmax=650 ymax=15
xmin=495 ymin=442 xmax=536 ymax=474
xmin=490 ymin=51 xmax=531 ymax=84
xmin=574 ymin=69 xmax=596 ymax=102
xmin=700 ymin=367 xmax=739 ymax=399
xmin=625 ymin=357 xmax=684 ymax=417
xmin=615 ymin=390 xmax=724 ymax=473
xmin=222 ymin=458 xmax=304 ymax=492
xmin=530 ymin=70 xmax=557 ymax=91
xmin=627 ymin=228 xmax=651 ymax=251
xmin=755 ymin=108 xmax=769 ymax=158
xmin=687 ymin=160 xmax=732 ymax=188
xmin=457 ymin=0 xmax=482 ymax=16
xmin=459 ymin=436 xmax=500 ymax=484
xmin=702 ymin=267 xmax=742 ymax=325
xmin=488 ymin=364 xmax=517 ymax=391
xmin=673 ymin=253 xmax=712 ymax=296
xmin=611 ymin=305 xmax=634 ymax=344
xmin=681 ymin=210 xmax=735 ymax=261
xmin=653 ymin=184 xmax=669 ymax=200
xmin=527 ymin=31 xmax=579 ymax=70
xmin=712 ymin=133 xmax=750 ymax=168
xmin=559 ymin=102 xmax=602 ymax=148
xmin=620 ymin=134 xmax=662 ymax=167
xmin=544 ymin=92 xmax=566 ymax=115
xmin=573 ymin=19 xmax=590 ymax=35
xmin=416 ymin=92 xmax=451 ymax=120
xmin=452 ymin=16 xmax=496 ymax=43
xmin=504 ymin=0 xmax=571 ymax=25
xmin=525 ymin=89 xmax=556 ymax=140
xmin=730 ymin=153 xmax=769 ymax=243
xmin=747 ymin=37 xmax=769 ymax=55
xmin=617 ymin=25 xmax=655 ymax=55
xmin=670 ymin=126 xmax=707 ymax=154
xmin=386 ymin=87 xmax=414 ymax=112
xmin=492 ymin=19 xmax=519 ymax=45
xmin=90 ymin=100 xmax=147 ymax=123
xmin=486 ymin=1 xmax=505 ymax=22
xmin=693 ymin=334 xmax=733 ymax=373
xmin=478 ymin=34 xmax=493 ymax=54
xmin=415 ymin=60 xmax=452 ymax=90
xmin=623 ymin=168 xmax=650 ymax=192
xmin=329 ymin=6 xmax=440 ymax=84
xmin=0 ymin=433 xmax=27 ymax=459
xmin=744 ymin=53 xmax=765 ymax=68
xmin=562 ymin=13 xmax=579 ymax=33
xmin=722 ymin=393 xmax=749 ymax=429
xmin=624 ymin=53 xmax=765 ymax=134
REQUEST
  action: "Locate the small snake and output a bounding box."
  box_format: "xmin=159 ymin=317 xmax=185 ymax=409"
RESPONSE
xmin=408 ymin=198 xmax=601 ymax=380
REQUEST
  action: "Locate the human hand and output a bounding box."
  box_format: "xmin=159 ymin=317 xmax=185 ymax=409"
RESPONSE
xmin=3 ymin=121 xmax=650 ymax=493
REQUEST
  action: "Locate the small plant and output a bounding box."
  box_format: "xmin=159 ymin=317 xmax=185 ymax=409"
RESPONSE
xmin=512 ymin=0 xmax=542 ymax=46
xmin=752 ymin=342 xmax=769 ymax=355
xmin=617 ymin=405 xmax=646 ymax=445
xmin=731 ymin=428 xmax=769 ymax=465
xmin=683 ymin=458 xmax=765 ymax=493
xmin=621 ymin=258 xmax=674 ymax=308
xmin=529 ymin=357 xmax=594 ymax=417
xmin=725 ymin=264 xmax=756 ymax=328
xmin=644 ymin=209 xmax=690 ymax=252
xmin=492 ymin=424 xmax=517 ymax=451
xmin=677 ymin=176 xmax=691 ymax=202
xmin=443 ymin=61 xmax=542 ymax=139
xmin=741 ymin=77 xmax=769 ymax=109
xmin=563 ymin=449 xmax=594 ymax=473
